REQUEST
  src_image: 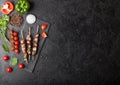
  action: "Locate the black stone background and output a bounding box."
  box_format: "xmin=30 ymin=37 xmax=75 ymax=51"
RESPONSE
xmin=0 ymin=0 xmax=120 ymax=85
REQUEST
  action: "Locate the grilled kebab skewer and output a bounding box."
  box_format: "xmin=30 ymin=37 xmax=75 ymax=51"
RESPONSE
xmin=26 ymin=27 xmax=32 ymax=62
xmin=20 ymin=30 xmax=28 ymax=63
xmin=32 ymin=25 xmax=39 ymax=60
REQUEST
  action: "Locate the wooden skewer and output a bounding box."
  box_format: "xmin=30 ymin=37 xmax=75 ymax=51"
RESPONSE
xmin=21 ymin=30 xmax=24 ymax=39
xmin=29 ymin=26 xmax=31 ymax=35
xmin=36 ymin=25 xmax=39 ymax=33
xmin=24 ymin=53 xmax=28 ymax=64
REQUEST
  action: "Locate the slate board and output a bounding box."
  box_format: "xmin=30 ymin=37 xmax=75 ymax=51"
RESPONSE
xmin=0 ymin=0 xmax=50 ymax=73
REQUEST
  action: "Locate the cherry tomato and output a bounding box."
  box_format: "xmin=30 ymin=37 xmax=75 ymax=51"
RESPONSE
xmin=10 ymin=36 xmax=14 ymax=40
xmin=3 ymin=55 xmax=9 ymax=61
xmin=15 ymin=45 xmax=19 ymax=49
xmin=14 ymin=37 xmax=18 ymax=41
xmin=19 ymin=63 xmax=25 ymax=69
xmin=13 ymin=32 xmax=18 ymax=37
xmin=41 ymin=24 xmax=48 ymax=30
xmin=10 ymin=40 xmax=14 ymax=45
xmin=11 ymin=47 xmax=15 ymax=51
xmin=15 ymin=41 xmax=19 ymax=45
xmin=9 ymin=30 xmax=13 ymax=35
xmin=10 ymin=44 xmax=14 ymax=47
xmin=15 ymin=49 xmax=20 ymax=54
xmin=6 ymin=67 xmax=13 ymax=73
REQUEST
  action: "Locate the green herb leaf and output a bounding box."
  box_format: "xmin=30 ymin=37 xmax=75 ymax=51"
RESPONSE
xmin=11 ymin=57 xmax=18 ymax=66
xmin=2 ymin=44 xmax=9 ymax=52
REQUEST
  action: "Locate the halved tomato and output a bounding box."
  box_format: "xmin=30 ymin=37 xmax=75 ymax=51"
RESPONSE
xmin=41 ymin=32 xmax=48 ymax=38
xmin=41 ymin=24 xmax=48 ymax=30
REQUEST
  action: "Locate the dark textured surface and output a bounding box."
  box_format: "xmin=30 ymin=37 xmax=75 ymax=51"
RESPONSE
xmin=0 ymin=0 xmax=120 ymax=85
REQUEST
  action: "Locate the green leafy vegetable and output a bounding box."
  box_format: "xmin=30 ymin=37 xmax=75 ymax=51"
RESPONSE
xmin=2 ymin=44 xmax=9 ymax=52
xmin=11 ymin=57 xmax=18 ymax=66
xmin=2 ymin=15 xmax=10 ymax=21
xmin=0 ymin=15 xmax=10 ymax=41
